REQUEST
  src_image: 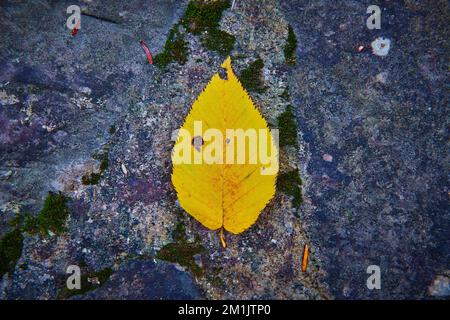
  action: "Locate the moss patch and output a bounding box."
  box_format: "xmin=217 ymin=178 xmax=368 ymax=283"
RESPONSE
xmin=0 ymin=192 xmax=71 ymax=277
xmin=81 ymin=153 xmax=109 ymax=185
xmin=279 ymin=87 xmax=290 ymax=101
xmin=23 ymin=192 xmax=70 ymax=235
xmin=277 ymin=169 xmax=303 ymax=208
xmin=183 ymin=0 xmax=235 ymax=56
xmin=81 ymin=172 xmax=101 ymax=185
xmin=239 ymin=58 xmax=266 ymax=93
xmin=0 ymin=228 xmax=24 ymax=277
xmin=181 ymin=0 xmax=230 ymax=34
xmin=203 ymin=28 xmax=235 ymax=55
xmin=156 ymin=219 xmax=204 ymax=277
xmin=207 ymin=266 xmax=225 ymax=287
xmin=277 ymin=105 xmax=298 ymax=148
xmin=99 ymin=156 xmax=109 ymax=171
xmin=154 ymin=26 xmax=189 ymax=67
xmin=59 ymin=267 xmax=113 ymax=299
xmin=108 ymin=125 xmax=116 ymax=134
xmin=155 ymin=0 xmax=235 ymax=66
xmin=284 ymin=24 xmax=297 ymax=65
xmin=11 ymin=192 xmax=71 ymax=236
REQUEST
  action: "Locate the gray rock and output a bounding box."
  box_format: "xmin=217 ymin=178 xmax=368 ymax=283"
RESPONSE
xmin=78 ymin=259 xmax=202 ymax=300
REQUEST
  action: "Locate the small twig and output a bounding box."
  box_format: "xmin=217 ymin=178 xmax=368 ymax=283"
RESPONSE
xmin=301 ymin=243 xmax=309 ymax=272
xmin=140 ymin=40 xmax=153 ymax=64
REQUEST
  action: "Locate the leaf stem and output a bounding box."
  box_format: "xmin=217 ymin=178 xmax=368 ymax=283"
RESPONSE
xmin=220 ymin=227 xmax=227 ymax=248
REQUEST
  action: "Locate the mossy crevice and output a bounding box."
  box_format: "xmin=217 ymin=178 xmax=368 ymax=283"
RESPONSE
xmin=279 ymin=87 xmax=290 ymax=100
xmin=81 ymin=152 xmax=109 ymax=185
xmin=182 ymin=0 xmax=235 ymax=56
xmin=155 ymin=0 xmax=235 ymax=67
xmin=23 ymin=192 xmax=70 ymax=235
xmin=239 ymin=57 xmax=266 ymax=93
xmin=181 ymin=0 xmax=230 ymax=34
xmin=154 ymin=26 xmax=189 ymax=68
xmin=108 ymin=124 xmax=116 ymax=134
xmin=284 ymin=24 xmax=298 ymax=65
xmin=0 ymin=192 xmax=71 ymax=277
xmin=277 ymin=101 xmax=303 ymax=207
xmin=277 ymin=105 xmax=298 ymax=148
xmin=58 ymin=266 xmax=113 ymax=299
xmin=203 ymin=28 xmax=235 ymax=55
xmin=277 ymin=169 xmax=303 ymax=209
xmin=81 ymin=172 xmax=101 ymax=185
xmin=0 ymin=228 xmax=24 ymax=277
xmin=208 ymin=266 xmax=225 ymax=287
xmin=156 ymin=215 xmax=205 ymax=277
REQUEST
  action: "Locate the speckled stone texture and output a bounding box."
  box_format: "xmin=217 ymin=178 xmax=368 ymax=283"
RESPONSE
xmin=279 ymin=0 xmax=449 ymax=299
xmin=0 ymin=0 xmax=448 ymax=300
xmin=78 ymin=259 xmax=201 ymax=300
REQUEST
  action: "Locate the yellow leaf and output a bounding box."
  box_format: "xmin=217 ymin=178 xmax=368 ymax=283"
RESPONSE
xmin=172 ymin=57 xmax=278 ymax=241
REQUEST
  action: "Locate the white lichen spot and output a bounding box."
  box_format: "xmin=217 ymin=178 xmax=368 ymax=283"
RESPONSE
xmin=121 ymin=163 xmax=128 ymax=176
xmin=0 ymin=90 xmax=19 ymax=105
xmin=371 ymin=37 xmax=391 ymax=56
xmin=375 ymin=72 xmax=388 ymax=84
xmin=70 ymin=93 xmax=94 ymax=109
xmin=79 ymin=86 xmax=92 ymax=95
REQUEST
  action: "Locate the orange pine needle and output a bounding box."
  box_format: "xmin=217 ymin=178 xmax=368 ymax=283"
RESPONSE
xmin=301 ymin=243 xmax=309 ymax=272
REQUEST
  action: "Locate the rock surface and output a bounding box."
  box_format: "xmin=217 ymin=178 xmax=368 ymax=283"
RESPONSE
xmin=0 ymin=0 xmax=448 ymax=300
xmin=78 ymin=259 xmax=201 ymax=300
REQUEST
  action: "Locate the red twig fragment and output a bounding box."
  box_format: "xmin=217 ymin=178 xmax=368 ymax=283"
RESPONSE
xmin=71 ymin=21 xmax=80 ymax=37
xmin=140 ymin=40 xmax=153 ymax=64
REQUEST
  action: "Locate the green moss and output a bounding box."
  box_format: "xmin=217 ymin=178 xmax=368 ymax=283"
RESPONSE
xmin=207 ymin=266 xmax=224 ymax=287
xmin=284 ymin=24 xmax=297 ymax=65
xmin=59 ymin=267 xmax=113 ymax=299
xmin=82 ymin=153 xmax=109 ymax=185
xmin=203 ymin=29 xmax=236 ymax=56
xmin=0 ymin=228 xmax=24 ymax=277
xmin=280 ymin=87 xmax=290 ymax=101
xmin=154 ymin=26 xmax=189 ymax=67
xmin=172 ymin=220 xmax=187 ymax=243
xmin=181 ymin=0 xmax=230 ymax=34
xmin=81 ymin=172 xmax=101 ymax=185
xmin=156 ymin=242 xmax=204 ymax=277
xmin=277 ymin=169 xmax=303 ymax=208
xmin=108 ymin=125 xmax=116 ymax=134
xmin=277 ymin=105 xmax=298 ymax=148
xmin=239 ymin=58 xmax=266 ymax=93
xmin=156 ymin=220 xmax=204 ymax=277
xmin=99 ymin=156 xmax=109 ymax=171
xmin=0 ymin=192 xmax=72 ymax=276
xmin=31 ymin=192 xmax=70 ymax=235
xmin=183 ymin=0 xmax=234 ymax=56
xmin=15 ymin=193 xmax=70 ymax=236
xmin=155 ymin=0 xmax=235 ymax=66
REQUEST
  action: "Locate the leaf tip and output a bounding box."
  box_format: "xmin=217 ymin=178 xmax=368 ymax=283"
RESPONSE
xmin=221 ymin=56 xmax=232 ymax=70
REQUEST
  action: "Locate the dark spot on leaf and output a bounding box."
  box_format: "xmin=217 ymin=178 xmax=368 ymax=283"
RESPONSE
xmin=192 ymin=135 xmax=204 ymax=151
